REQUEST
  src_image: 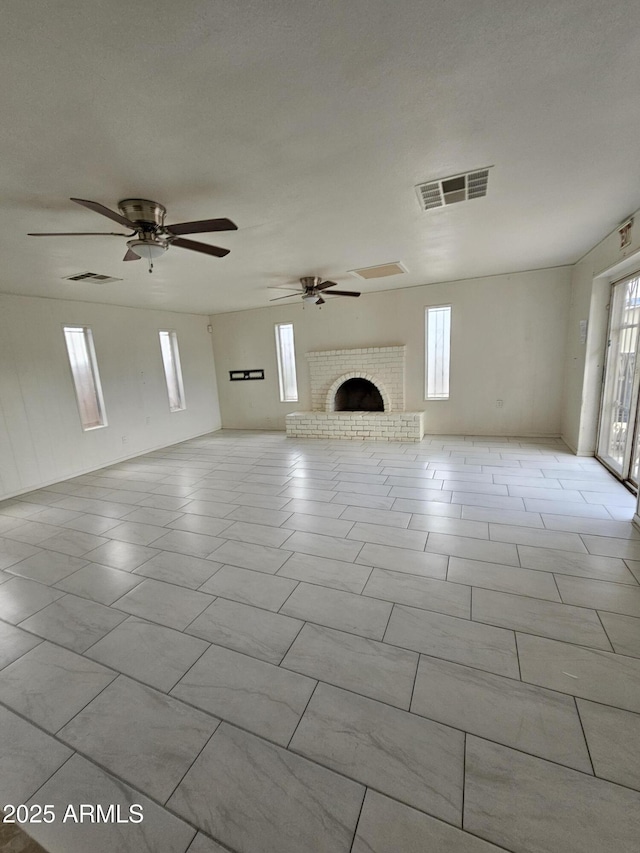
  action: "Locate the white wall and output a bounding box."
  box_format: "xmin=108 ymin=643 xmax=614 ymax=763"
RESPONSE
xmin=210 ymin=267 xmax=571 ymax=436
xmin=0 ymin=293 xmax=221 ymax=499
xmin=561 ymin=208 xmax=640 ymax=455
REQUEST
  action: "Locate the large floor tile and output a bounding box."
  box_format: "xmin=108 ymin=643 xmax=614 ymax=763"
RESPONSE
xmin=363 ymin=566 xmax=471 ymax=617
xmin=0 ymin=705 xmax=73 ymax=804
xmin=0 ymin=642 xmax=116 ymax=731
xmin=425 ymin=532 xmax=519 ymax=565
xmin=384 ymin=604 xmax=519 ymax=678
xmin=4 ymin=520 xmax=62 ymax=545
xmin=121 ymin=506 xmax=184 ymax=526
xmin=462 ymin=505 xmax=544 ymax=527
xmin=447 ymin=556 xmax=560 ymax=600
xmin=86 ymin=616 xmax=209 ymax=691
xmin=219 ymin=520 xmax=293 ymax=548
xmin=409 ymin=514 xmax=489 ymax=538
xmin=18 ymin=593 xmax=127 ymax=652
xmin=489 ymin=523 xmax=587 ymax=552
xmin=58 ymin=676 xmax=219 ymax=802
xmin=522 ymin=498 xmax=611 ymax=518
xmin=224 ymin=504 xmax=293 ymax=526
xmin=283 ymin=530 xmax=363 ymax=562
xmin=556 ymin=574 xmax=640 ymax=617
xmin=133 ymin=550 xmax=221 ymax=589
xmin=106 ymin=520 xmax=169 ymax=545
xmin=113 ymin=578 xmax=214 ymax=630
xmin=280 ymin=498 xmax=347 ymax=518
xmin=346 ymin=522 xmax=428 ymax=551
xmin=280 ymin=582 xmax=392 ymax=639
xmin=200 ymin=564 xmax=297 ymax=611
xmin=0 ymin=577 xmax=66 ymax=623
xmin=54 ymin=562 xmax=143 ymax=604
xmin=210 ymin=539 xmax=291 ymax=573
xmin=391 ymin=497 xmax=462 ymax=516
xmin=5 ymin=550 xmax=89 ymax=585
xmin=340 ymin=505 xmax=411 ymax=528
xmin=464 ymin=736 xmax=640 ymax=853
xmin=276 ymin=551 xmax=372 ymax=593
xmin=37 ymin=529 xmax=109 ymax=557
xmin=472 ymin=588 xmax=612 ymax=649
xmin=352 ymin=789 xmax=504 ymax=853
xmin=518 ymin=544 xmax=637 ymax=582
xmin=25 ymin=754 xmax=195 ymax=853
xmin=281 ymin=623 xmax=417 ymax=708
xmin=82 ymin=539 xmax=159 ymax=571
xmin=186 ymin=598 xmax=303 ymax=664
xmin=517 ymin=633 xmax=640 ymax=712
xmin=412 ymin=655 xmax=591 ymax=771
xmin=356 ymin=542 xmax=448 ymax=579
xmin=0 ymin=620 xmax=42 ymax=669
xmin=541 ymin=514 xmax=640 ymax=538
xmin=577 ymin=699 xmax=640 ymax=791
xmin=451 ymin=492 xmax=525 ymax=511
xmin=598 ymin=611 xmax=640 ymax=657
xmin=281 ymin=512 xmax=354 ymax=538
xmin=168 ymin=723 xmax=364 ymax=853
xmin=290 ymin=682 xmax=463 ymax=824
xmin=148 ymin=529 xmax=225 ymax=559
xmin=171 ymin=644 xmax=315 ymax=745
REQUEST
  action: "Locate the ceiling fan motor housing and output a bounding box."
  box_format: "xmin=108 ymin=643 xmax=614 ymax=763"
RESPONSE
xmin=118 ymin=199 xmax=167 ymax=231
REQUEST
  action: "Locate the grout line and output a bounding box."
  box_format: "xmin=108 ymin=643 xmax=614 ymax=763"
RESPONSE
xmin=573 ymin=697 xmax=596 ymax=777
xmin=347 ymin=786 xmax=368 ymax=853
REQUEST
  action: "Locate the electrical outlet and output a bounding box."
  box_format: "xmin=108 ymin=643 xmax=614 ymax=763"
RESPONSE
xmin=495 ymin=399 xmax=503 ymax=408
xmin=121 ymin=435 xmax=128 ymax=444
xmin=145 ymin=416 xmax=151 ymax=425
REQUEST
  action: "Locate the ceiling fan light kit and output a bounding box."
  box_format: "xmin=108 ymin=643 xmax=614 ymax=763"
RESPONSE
xmin=28 ymin=197 xmax=238 ymax=273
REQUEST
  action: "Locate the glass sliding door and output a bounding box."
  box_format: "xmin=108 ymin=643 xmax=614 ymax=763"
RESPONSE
xmin=597 ymin=273 xmax=640 ymax=486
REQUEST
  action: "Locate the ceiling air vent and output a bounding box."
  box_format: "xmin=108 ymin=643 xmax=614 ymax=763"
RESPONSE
xmin=349 ymin=262 xmax=407 ymax=280
xmin=415 ymin=168 xmax=490 ymax=211
xmin=63 ymin=272 xmax=123 ymax=283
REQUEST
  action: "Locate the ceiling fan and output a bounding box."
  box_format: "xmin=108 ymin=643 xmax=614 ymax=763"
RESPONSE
xmin=28 ymin=198 xmax=238 ymax=272
xmin=270 ymin=276 xmax=361 ymax=306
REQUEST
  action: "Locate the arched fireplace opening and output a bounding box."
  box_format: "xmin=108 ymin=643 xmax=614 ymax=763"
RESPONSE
xmin=334 ymin=378 xmax=384 ymax=412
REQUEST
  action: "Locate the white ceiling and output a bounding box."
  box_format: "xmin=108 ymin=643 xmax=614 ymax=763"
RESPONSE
xmin=2 ymin=0 xmax=640 ymax=315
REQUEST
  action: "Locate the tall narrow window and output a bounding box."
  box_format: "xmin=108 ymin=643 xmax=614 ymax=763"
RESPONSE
xmin=159 ymin=330 xmax=186 ymax=411
xmin=275 ymin=322 xmax=298 ymax=402
xmin=63 ymin=326 xmax=107 ymax=430
xmin=425 ymin=305 xmax=451 ymax=400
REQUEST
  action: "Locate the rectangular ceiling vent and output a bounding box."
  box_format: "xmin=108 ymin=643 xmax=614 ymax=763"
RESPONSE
xmin=63 ymin=272 xmax=122 ymax=284
xmin=415 ymin=168 xmax=490 ymax=211
xmin=349 ymin=262 xmax=408 ymax=280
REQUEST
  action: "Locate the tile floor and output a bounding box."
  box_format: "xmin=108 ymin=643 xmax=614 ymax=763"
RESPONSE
xmin=1 ymin=431 xmax=640 ymax=852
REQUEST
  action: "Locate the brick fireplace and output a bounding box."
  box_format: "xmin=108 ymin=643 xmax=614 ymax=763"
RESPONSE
xmin=285 ymin=346 xmax=425 ymax=441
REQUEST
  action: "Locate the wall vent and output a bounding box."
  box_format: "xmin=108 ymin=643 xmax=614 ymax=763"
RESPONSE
xmin=415 ymin=168 xmax=491 ymax=211
xmin=349 ymin=262 xmax=407 ymax=280
xmin=63 ymin=272 xmax=123 ymax=283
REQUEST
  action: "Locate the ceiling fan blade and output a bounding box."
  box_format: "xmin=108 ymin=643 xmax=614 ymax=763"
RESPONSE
xmin=324 ymin=289 xmax=361 ymax=297
xmin=28 ymin=231 xmax=129 ymax=236
xmin=269 ymin=292 xmax=301 ymax=301
xmin=316 ymin=296 xmax=326 ymax=305
xmin=70 ymin=198 xmax=138 ymax=229
xmin=166 ymin=217 xmax=238 ymax=236
xmin=171 ymin=237 xmax=230 ymax=257
xmin=315 ymin=280 xmax=338 ymax=291
xmin=123 ymin=249 xmax=141 ymax=261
